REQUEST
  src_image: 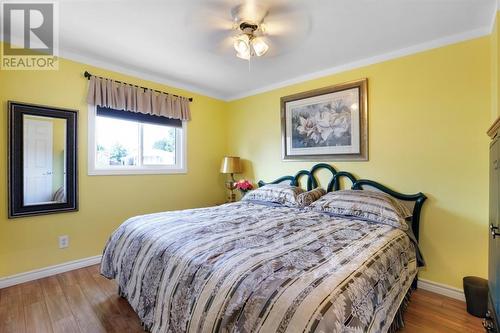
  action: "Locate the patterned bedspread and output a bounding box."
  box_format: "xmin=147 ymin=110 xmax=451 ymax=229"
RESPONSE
xmin=101 ymin=202 xmax=417 ymax=333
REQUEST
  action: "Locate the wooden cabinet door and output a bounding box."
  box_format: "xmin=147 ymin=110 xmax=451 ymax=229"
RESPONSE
xmin=490 ymin=137 xmax=500 ymax=320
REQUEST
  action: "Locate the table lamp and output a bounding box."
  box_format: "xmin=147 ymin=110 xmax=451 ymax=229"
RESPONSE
xmin=220 ymin=156 xmax=242 ymax=202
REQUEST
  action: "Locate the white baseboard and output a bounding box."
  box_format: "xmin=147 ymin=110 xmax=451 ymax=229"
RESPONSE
xmin=0 ymin=255 xmax=102 ymax=289
xmin=0 ymin=255 xmax=466 ymax=303
xmin=418 ymin=278 xmax=465 ymax=301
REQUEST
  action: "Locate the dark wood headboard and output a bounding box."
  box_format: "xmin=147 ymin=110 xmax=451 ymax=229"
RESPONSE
xmin=257 ymin=163 xmax=427 ymax=241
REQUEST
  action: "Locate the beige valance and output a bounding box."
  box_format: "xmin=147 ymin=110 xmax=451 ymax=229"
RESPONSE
xmin=87 ymin=75 xmax=191 ymax=121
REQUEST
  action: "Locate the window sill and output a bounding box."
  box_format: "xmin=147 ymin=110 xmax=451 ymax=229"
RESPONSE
xmin=88 ymin=167 xmax=187 ymax=176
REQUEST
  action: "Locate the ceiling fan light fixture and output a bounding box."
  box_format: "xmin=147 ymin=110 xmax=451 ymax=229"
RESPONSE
xmin=232 ymin=19 xmax=269 ymax=61
xmin=236 ymin=50 xmax=251 ymax=60
xmin=233 ymin=34 xmax=250 ymax=55
xmin=251 ymin=37 xmax=269 ymax=57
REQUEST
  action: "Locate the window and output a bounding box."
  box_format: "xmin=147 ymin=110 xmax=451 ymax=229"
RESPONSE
xmin=88 ymin=106 xmax=186 ymax=175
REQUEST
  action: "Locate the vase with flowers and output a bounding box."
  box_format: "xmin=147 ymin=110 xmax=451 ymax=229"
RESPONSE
xmin=235 ymin=179 xmax=253 ymax=197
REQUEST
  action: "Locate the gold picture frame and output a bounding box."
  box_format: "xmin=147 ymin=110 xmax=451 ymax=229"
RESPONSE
xmin=281 ymin=78 xmax=368 ymax=161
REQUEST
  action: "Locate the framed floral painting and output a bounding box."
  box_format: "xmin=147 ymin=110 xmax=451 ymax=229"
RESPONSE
xmin=281 ymin=79 xmax=368 ymax=161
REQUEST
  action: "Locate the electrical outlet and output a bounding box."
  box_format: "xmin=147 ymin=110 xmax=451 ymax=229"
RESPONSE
xmin=59 ymin=235 xmax=69 ymax=249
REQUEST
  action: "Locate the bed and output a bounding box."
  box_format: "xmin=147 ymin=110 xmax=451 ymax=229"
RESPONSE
xmin=100 ymin=163 xmax=427 ymax=333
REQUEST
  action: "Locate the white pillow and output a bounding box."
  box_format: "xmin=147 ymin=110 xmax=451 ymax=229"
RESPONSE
xmin=242 ymin=184 xmax=304 ymax=207
xmin=308 ymin=190 xmax=412 ymax=230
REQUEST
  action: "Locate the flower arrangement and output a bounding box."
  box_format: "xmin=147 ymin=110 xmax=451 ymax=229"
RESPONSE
xmin=235 ymin=179 xmax=253 ymax=195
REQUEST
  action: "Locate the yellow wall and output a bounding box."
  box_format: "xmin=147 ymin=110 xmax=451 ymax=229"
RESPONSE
xmin=0 ymin=54 xmax=228 ymax=277
xmin=492 ymin=12 xmax=500 ymax=121
xmin=226 ymin=37 xmax=491 ymax=289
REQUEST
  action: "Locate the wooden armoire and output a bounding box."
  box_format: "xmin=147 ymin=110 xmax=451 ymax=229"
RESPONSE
xmin=487 ymin=118 xmax=500 ymax=332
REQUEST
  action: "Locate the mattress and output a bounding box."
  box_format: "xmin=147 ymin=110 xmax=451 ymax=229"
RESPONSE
xmin=100 ymin=201 xmax=417 ymax=333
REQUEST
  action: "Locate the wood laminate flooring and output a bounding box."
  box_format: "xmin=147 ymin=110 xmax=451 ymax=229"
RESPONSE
xmin=0 ymin=265 xmax=484 ymax=333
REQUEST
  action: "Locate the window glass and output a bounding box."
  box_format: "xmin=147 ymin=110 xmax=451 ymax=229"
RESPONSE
xmin=95 ymin=116 xmax=139 ymax=168
xmin=91 ymin=112 xmax=184 ymax=174
xmin=142 ymin=123 xmax=176 ymax=166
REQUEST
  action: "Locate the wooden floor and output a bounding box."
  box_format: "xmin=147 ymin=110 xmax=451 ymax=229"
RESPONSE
xmin=0 ymin=265 xmax=484 ymax=333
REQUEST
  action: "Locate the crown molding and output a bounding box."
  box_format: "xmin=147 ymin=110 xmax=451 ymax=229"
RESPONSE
xmin=60 ymin=48 xmax=228 ymax=101
xmin=490 ymin=4 xmax=499 ymax=33
xmin=226 ymin=26 xmax=491 ymax=101
xmin=56 ymin=22 xmax=492 ymax=102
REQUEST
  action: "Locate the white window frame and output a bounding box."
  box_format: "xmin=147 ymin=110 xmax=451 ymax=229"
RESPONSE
xmin=87 ymin=105 xmax=187 ymax=175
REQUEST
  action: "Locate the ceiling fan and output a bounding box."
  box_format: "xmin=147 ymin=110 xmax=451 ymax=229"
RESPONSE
xmin=188 ymin=1 xmax=310 ymax=62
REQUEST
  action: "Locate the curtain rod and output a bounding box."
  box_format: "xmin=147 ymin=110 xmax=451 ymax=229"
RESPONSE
xmin=83 ymin=71 xmax=193 ymax=102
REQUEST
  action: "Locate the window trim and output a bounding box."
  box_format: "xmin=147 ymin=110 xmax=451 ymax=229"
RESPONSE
xmin=87 ymin=105 xmax=187 ymax=175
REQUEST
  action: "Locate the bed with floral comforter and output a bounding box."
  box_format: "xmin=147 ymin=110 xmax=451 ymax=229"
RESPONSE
xmin=100 ymin=201 xmax=417 ymax=333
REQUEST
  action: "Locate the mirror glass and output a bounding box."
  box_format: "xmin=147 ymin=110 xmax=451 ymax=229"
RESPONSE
xmin=23 ymin=115 xmax=67 ymax=205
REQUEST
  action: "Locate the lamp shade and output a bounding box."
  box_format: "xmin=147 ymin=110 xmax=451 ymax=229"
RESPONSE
xmin=220 ymin=156 xmax=242 ymax=174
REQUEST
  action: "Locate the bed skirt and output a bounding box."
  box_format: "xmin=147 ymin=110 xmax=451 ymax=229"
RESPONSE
xmin=387 ymin=287 xmax=414 ymax=333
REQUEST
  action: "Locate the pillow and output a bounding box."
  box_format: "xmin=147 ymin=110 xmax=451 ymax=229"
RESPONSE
xmin=242 ymin=184 xmax=304 ymax=207
xmin=297 ymin=188 xmax=327 ymax=207
xmin=52 ymin=186 xmax=65 ymax=203
xmin=307 ymin=189 xmax=412 ymax=230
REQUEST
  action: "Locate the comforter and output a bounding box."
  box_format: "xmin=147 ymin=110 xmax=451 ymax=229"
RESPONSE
xmin=101 ymin=202 xmax=417 ymax=333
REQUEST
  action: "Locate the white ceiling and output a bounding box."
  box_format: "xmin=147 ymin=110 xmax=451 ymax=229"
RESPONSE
xmin=14 ymin=0 xmax=500 ymax=100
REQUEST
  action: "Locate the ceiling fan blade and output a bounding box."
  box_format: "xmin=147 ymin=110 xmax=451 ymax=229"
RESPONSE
xmin=262 ymin=3 xmax=311 ymax=56
xmin=263 ymin=2 xmax=310 ymax=35
xmin=184 ymin=0 xmax=236 ymax=54
xmin=187 ymin=9 xmax=234 ymax=31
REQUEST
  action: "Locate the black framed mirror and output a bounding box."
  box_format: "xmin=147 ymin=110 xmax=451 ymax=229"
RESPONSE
xmin=8 ymin=101 xmax=78 ymax=218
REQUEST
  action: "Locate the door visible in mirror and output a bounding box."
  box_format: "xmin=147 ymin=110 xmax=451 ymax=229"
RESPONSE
xmin=23 ymin=115 xmax=67 ymax=206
